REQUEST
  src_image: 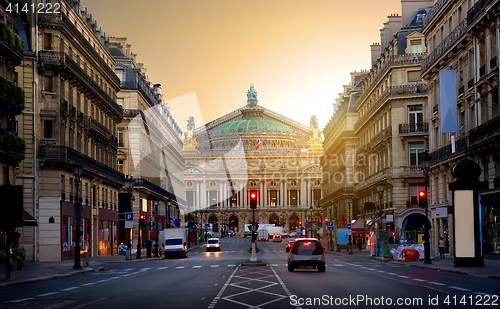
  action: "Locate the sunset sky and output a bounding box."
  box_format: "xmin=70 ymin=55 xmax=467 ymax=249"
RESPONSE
xmin=81 ymin=0 xmax=402 ymax=130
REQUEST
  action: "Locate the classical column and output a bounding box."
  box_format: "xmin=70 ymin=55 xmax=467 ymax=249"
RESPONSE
xmin=307 ymin=178 xmax=311 ymax=207
xmin=283 ymin=180 xmax=288 ymax=208
xmin=259 ymin=180 xmax=264 ymax=208
xmin=279 ymin=181 xmax=284 ymax=208
xmin=243 ymin=184 xmax=247 ymax=208
xmin=300 ymin=179 xmax=306 ymax=207
xmin=196 ymin=181 xmax=201 ymax=210
xmin=263 ymin=180 xmax=267 ymax=208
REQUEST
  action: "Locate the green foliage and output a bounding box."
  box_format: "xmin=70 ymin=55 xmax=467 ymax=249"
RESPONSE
xmin=0 ymin=132 xmax=26 ymax=155
xmin=0 ymin=250 xmax=5 ymax=263
xmin=12 ymin=248 xmax=25 ymax=262
xmin=0 ymin=76 xmax=25 ymax=106
xmin=0 ymin=21 xmax=25 ymax=54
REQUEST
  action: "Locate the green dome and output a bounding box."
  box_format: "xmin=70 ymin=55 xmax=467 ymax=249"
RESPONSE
xmin=213 ymin=117 xmax=291 ymax=134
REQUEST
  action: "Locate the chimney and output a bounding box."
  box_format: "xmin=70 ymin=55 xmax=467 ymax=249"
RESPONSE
xmin=370 ymin=43 xmax=381 ymax=66
xmin=387 ymin=14 xmax=402 ymax=46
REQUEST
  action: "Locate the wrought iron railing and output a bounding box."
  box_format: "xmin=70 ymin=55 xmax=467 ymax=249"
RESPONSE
xmin=467 ymin=0 xmax=496 ymax=28
xmin=399 ymin=122 xmax=429 ymax=134
xmin=134 ymin=177 xmax=186 ymax=205
xmin=468 ymin=115 xmax=500 ymax=147
xmin=39 ymin=145 xmax=124 ymax=184
xmin=422 ymin=19 xmax=467 ymax=73
xmin=38 ymin=13 xmax=120 ymax=87
xmin=430 ymin=137 xmax=467 ymax=164
xmin=123 ymin=109 xmax=141 ymax=118
xmin=390 ymin=84 xmax=427 ymax=96
xmin=84 ymin=116 xmax=112 ymax=142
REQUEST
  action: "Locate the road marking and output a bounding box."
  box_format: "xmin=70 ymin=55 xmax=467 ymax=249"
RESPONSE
xmin=97 ymin=279 xmax=110 ymax=283
xmin=9 ymin=298 xmax=33 ymax=303
xmin=176 ymin=266 xmax=185 ymax=269
xmin=449 ymin=286 xmax=470 ymax=291
xmin=429 ymin=282 xmax=445 ymax=286
xmin=398 ymin=275 xmax=410 ymax=278
xmin=207 ymin=265 xmax=239 ymax=309
xmin=193 ymin=266 xmax=202 ymax=268
xmin=387 ymin=273 xmax=397 ymax=275
xmin=413 ymin=279 xmax=426 ymax=282
xmin=122 ymin=274 xmax=131 ymax=277
xmin=81 ymin=282 xmax=95 ymax=286
xmin=140 ymin=267 xmax=151 ymax=271
xmin=61 ymin=287 xmax=79 ymax=291
xmin=38 ymin=292 xmax=59 ymax=297
xmin=228 ymin=264 xmax=236 ymax=267
xmin=211 ymin=265 xmax=219 ymax=268
xmin=158 ymin=266 xmax=169 ymax=270
xmin=334 ymin=264 xmax=344 ymax=267
xmin=110 ymin=276 xmax=120 ymax=280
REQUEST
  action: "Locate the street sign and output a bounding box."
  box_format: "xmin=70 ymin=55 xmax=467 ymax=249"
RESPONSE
xmin=327 ymin=221 xmax=334 ymax=231
xmin=347 ymin=223 xmax=352 ymax=230
xmin=125 ymin=212 xmax=134 ymax=228
xmin=317 ymin=226 xmax=320 ymax=230
xmin=348 ymin=229 xmax=352 ymax=236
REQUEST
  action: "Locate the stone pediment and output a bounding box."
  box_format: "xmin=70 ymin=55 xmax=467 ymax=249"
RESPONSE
xmin=185 ymin=166 xmax=204 ymax=174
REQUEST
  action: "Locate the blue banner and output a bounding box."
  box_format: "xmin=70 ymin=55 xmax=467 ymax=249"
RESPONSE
xmin=439 ymin=70 xmax=458 ymax=133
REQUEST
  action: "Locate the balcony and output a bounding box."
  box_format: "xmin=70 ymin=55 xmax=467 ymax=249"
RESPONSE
xmin=467 ymin=0 xmax=498 ymax=30
xmin=39 ymin=145 xmax=124 ymax=184
xmin=422 ymin=19 xmax=467 ymax=74
xmin=0 ymin=131 xmax=26 ymax=164
xmin=123 ymin=109 xmax=141 ymax=118
xmin=390 ymin=84 xmax=427 ymax=96
xmin=0 ymin=76 xmax=25 ymax=116
xmin=399 ymin=122 xmax=429 ymax=135
xmin=430 ymin=137 xmax=467 ymax=165
xmin=37 ymin=13 xmax=120 ymax=88
xmin=134 ymin=177 xmax=186 ymax=205
xmin=406 ymin=201 xmax=425 ymax=208
xmin=368 ymin=126 xmax=392 ymax=149
xmin=468 ymin=115 xmax=500 ymax=148
xmin=121 ymin=79 xmax=161 ymax=108
xmin=69 ymin=105 xmax=76 ymax=120
xmin=399 ymin=165 xmax=424 ymax=178
xmin=38 ymin=50 xmax=123 ymax=120
xmin=84 ymin=116 xmax=117 ymax=148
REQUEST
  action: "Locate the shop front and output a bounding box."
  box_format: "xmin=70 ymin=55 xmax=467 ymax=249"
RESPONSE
xmin=98 ymin=209 xmax=118 ymax=256
xmin=61 ymin=201 xmax=91 ymax=260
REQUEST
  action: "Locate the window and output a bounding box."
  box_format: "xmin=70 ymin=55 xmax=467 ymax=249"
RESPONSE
xmin=458 ymin=6 xmax=462 ymax=21
xmin=409 ymin=142 xmax=424 ymax=166
xmin=448 ymin=17 xmax=452 ymax=35
xmin=408 ymin=105 xmax=423 ymax=132
xmin=410 ymin=185 xmax=426 ymax=206
xmin=43 ymin=33 xmax=52 ymax=50
xmin=43 ymin=76 xmax=52 ymax=92
xmin=118 ymin=130 xmax=124 ymax=146
xmin=269 ymin=190 xmax=278 ymax=207
xmin=117 ymin=160 xmax=124 ymax=173
xmin=115 ymin=70 xmax=124 ymax=85
xmin=490 ymin=26 xmax=497 ymax=68
xmin=43 ymin=120 xmax=53 ymax=138
xmin=312 ymin=189 xmax=321 ymax=206
xmin=410 ymin=40 xmax=421 ymax=55
xmin=290 ymin=190 xmax=298 ymax=206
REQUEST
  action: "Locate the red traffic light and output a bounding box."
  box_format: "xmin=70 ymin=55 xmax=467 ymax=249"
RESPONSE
xmin=419 ymin=190 xmax=425 ymax=198
xmin=140 ymin=214 xmax=146 ymax=220
xmin=324 ymin=217 xmax=329 ymax=223
xmin=391 ymin=231 xmax=395 ymax=237
xmin=250 ymin=192 xmax=257 ymax=199
xmin=299 ymin=221 xmax=302 ymax=225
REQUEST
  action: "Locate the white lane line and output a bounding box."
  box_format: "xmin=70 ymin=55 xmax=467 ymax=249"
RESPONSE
xmin=122 ymin=274 xmax=131 ymax=277
xmin=398 ymin=275 xmax=410 ymax=278
xmin=269 ymin=264 xmax=279 ymax=267
xmin=207 ymin=266 xmax=239 ymax=309
xmin=140 ymin=267 xmax=151 ymax=271
xmin=211 ymin=265 xmax=219 ymax=268
xmin=38 ymin=292 xmax=59 ymax=297
xmin=450 ymin=286 xmax=470 ymax=291
xmin=228 ymin=264 xmax=236 ymax=267
xmin=271 ymin=266 xmax=293 ymax=297
xmin=387 ymin=273 xmax=397 ymax=275
xmin=176 ymin=266 xmax=185 ymax=269
xmin=413 ymin=279 xmax=426 ymax=282
xmin=124 ymin=268 xmax=134 ymax=271
xmin=334 ymin=264 xmax=344 ymax=267
xmin=158 ymin=266 xmax=169 ymax=270
xmin=81 ymin=282 xmax=95 ymax=286
xmin=97 ymin=279 xmax=110 ymax=283
xmin=61 ymin=287 xmax=79 ymax=291
xmin=429 ymin=282 xmax=445 ymax=286
xmin=9 ymin=298 xmax=34 ymax=303
xmin=193 ymin=266 xmax=202 ymax=268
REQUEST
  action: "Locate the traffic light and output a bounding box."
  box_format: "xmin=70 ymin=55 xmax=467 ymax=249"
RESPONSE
xmin=418 ymin=189 xmax=426 ymax=206
xmin=299 ymin=220 xmax=302 ymax=226
xmin=324 ymin=217 xmax=329 ymax=223
xmin=391 ymin=231 xmax=395 ymax=237
xmin=250 ymin=190 xmax=258 ymax=209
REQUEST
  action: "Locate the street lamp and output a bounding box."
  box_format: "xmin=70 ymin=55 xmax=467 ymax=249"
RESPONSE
xmin=421 ymin=151 xmax=432 ymax=265
xmin=124 ymin=175 xmax=135 ymax=260
xmin=154 ymin=200 xmax=160 ymax=257
xmin=347 ymin=202 xmax=353 ymax=255
xmin=73 ymin=161 xmax=83 ymax=269
xmin=377 ymin=185 xmax=384 ymax=257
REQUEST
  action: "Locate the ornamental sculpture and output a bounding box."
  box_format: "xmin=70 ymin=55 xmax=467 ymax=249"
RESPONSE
xmin=246 ymin=84 xmax=258 ymax=106
xmin=309 ymin=128 xmax=323 ymax=149
xmin=183 ymin=116 xmax=197 ymax=150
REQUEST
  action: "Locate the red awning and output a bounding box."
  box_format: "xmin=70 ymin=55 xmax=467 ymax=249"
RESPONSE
xmin=351 ymin=218 xmax=365 ymax=233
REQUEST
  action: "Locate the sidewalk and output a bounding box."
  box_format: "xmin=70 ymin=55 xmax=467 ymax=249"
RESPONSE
xmin=0 ymin=241 xmax=210 ymax=289
xmin=319 ymin=239 xmax=500 ymax=280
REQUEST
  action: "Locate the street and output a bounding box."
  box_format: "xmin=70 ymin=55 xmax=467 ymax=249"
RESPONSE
xmin=0 ymin=237 xmax=499 ymax=309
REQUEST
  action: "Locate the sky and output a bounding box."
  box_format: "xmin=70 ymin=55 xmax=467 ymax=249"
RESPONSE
xmin=80 ymin=0 xmax=402 ymax=131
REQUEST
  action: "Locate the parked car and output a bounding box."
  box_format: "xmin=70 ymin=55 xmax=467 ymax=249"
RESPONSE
xmin=206 ymin=238 xmax=221 ymax=252
xmin=228 ymin=231 xmax=234 ymax=237
xmin=287 ymin=238 xmax=325 ymax=272
xmin=272 ymin=234 xmax=282 ymax=242
xmin=286 ymin=240 xmax=295 ymax=252
xmin=288 ymin=231 xmax=296 ymax=237
xmin=118 ymin=244 xmax=137 ymax=255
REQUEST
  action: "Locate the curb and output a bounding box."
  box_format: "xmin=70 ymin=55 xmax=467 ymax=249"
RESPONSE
xmin=0 ymin=268 xmax=94 ymax=289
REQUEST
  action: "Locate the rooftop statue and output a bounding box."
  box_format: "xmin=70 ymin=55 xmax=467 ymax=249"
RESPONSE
xmin=186 ymin=116 xmax=195 ymax=132
xmin=310 ymin=115 xmax=319 ymax=129
xmin=247 ymin=84 xmax=258 ymax=101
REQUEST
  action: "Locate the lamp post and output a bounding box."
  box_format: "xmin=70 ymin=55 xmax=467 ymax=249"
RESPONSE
xmin=347 ymin=202 xmax=353 ymax=255
xmin=376 ymin=185 xmax=384 ymax=257
xmin=154 ymin=200 xmax=160 ymax=257
xmin=124 ymin=175 xmax=135 ymax=260
xmin=73 ymin=161 xmax=83 ymax=269
xmin=421 ymin=151 xmax=432 ymax=265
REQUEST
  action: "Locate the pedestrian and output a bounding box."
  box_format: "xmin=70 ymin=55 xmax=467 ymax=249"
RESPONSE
xmin=439 ymin=237 xmax=445 ymax=258
xmin=357 ymin=237 xmax=363 ymax=251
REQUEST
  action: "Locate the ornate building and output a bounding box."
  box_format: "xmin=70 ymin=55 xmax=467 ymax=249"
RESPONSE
xmin=183 ymin=85 xmax=323 ymax=236
xmin=109 ymin=37 xmax=185 ymax=253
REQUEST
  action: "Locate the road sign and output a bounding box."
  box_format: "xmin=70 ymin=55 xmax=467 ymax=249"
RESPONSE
xmin=125 ymin=212 xmax=134 ymax=228
xmin=317 ymin=226 xmax=321 ymax=230
xmin=348 ymin=229 xmax=352 ymax=235
xmin=327 ymin=221 xmax=334 ymax=231
xmin=347 ymin=223 xmax=352 ymax=230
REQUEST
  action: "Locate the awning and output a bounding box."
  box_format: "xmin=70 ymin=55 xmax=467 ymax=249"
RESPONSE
xmin=351 ymin=218 xmax=365 ymax=233
xmin=366 ymin=215 xmax=379 ymax=226
xmin=23 ymin=210 xmax=38 ymax=226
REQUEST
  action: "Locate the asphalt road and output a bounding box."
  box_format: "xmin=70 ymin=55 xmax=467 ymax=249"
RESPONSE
xmin=0 ymin=237 xmax=499 ymax=309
